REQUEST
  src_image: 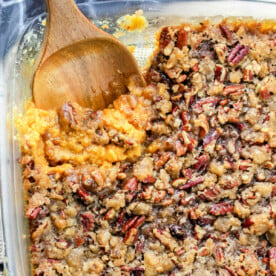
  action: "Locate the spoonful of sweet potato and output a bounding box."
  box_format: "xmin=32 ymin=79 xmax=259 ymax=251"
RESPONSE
xmin=33 ymin=0 xmax=145 ymax=110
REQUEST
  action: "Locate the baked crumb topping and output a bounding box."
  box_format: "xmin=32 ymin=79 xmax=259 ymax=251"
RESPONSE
xmin=18 ymin=19 xmax=275 ymax=275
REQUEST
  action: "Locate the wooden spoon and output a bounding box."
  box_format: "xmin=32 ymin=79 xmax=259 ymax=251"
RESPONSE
xmin=33 ymin=0 xmax=145 ymax=110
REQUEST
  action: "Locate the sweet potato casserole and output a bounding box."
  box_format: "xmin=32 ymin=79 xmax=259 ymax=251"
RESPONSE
xmin=17 ymin=19 xmax=276 ymax=275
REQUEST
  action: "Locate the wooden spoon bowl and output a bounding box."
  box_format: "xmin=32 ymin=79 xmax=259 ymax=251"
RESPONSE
xmin=33 ymin=0 xmax=145 ymax=110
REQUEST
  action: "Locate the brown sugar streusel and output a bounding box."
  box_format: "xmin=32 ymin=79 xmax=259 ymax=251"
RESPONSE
xmin=18 ymin=19 xmax=275 ymax=275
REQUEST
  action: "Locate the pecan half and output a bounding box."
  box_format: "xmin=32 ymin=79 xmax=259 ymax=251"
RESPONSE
xmin=227 ymin=43 xmax=249 ymax=65
xmin=122 ymin=216 xmax=139 ymax=233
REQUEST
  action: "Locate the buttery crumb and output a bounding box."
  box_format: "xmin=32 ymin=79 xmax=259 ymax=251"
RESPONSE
xmin=117 ymin=10 xmax=148 ymax=32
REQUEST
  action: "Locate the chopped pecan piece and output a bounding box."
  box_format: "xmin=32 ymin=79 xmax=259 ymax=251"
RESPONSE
xmin=209 ymin=202 xmax=234 ymax=216
xmin=260 ymin=87 xmax=271 ymax=99
xmin=215 ymin=64 xmax=228 ymax=82
xmin=123 ymin=227 xmax=138 ymax=245
xmin=155 ymin=152 xmax=172 ymax=168
xmin=243 ymin=66 xmax=253 ymax=82
xmin=123 ymin=177 xmax=138 ymax=192
xmin=197 ymin=40 xmax=215 ymax=59
xmin=117 ymin=210 xmax=125 ymax=225
xmin=242 ymin=218 xmax=254 ymax=228
xmin=223 ymin=84 xmax=245 ymax=96
xmin=142 ymin=176 xmax=156 ymax=184
xmin=199 ymin=187 xmax=221 ymax=201
xmin=192 ymin=154 xmax=210 ymax=171
xmin=193 ymin=96 xmax=220 ymax=113
xmin=175 ymin=140 xmax=187 ymax=156
xmin=59 ymin=102 xmax=78 ymax=130
xmin=176 ymin=29 xmax=188 ymax=49
xmin=153 ymin=229 xmax=178 ymax=251
xmin=29 ymin=207 xmax=42 ymax=220
xmin=269 ymin=248 xmax=276 ymax=272
xmin=159 ymin=27 xmax=172 ymax=54
xmin=172 ymin=178 xmax=187 ymax=188
xmin=80 ymin=212 xmax=94 ymax=231
xmin=77 ymin=187 xmax=93 ymax=203
xmin=194 ymin=114 xmax=210 ymax=139
xmin=214 ymin=246 xmax=225 ymax=265
xmin=203 ymin=130 xmax=219 ymax=151
xmin=178 ymin=177 xmax=204 ymax=190
xmin=133 ymin=216 xmax=146 ymax=228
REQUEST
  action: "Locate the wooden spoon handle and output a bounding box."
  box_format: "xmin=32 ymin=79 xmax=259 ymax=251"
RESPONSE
xmin=41 ymin=0 xmax=109 ymax=62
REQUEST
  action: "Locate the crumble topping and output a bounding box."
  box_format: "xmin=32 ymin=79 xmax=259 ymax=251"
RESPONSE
xmin=18 ymin=19 xmax=275 ymax=275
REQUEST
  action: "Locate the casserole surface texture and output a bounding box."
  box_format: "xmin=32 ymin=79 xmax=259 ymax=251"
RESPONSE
xmin=17 ymin=19 xmax=276 ymax=275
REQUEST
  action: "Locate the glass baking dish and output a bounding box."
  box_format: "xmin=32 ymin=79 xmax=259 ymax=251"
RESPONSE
xmin=0 ymin=0 xmax=275 ymax=275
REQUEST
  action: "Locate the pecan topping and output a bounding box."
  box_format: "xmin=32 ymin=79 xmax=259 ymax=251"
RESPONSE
xmin=215 ymin=64 xmax=228 ymax=82
xmin=192 ymin=154 xmax=210 ymax=171
xmin=220 ymin=24 xmax=233 ymax=42
xmin=80 ymin=212 xmax=94 ymax=231
xmin=20 ymin=20 xmax=276 ymax=275
xmin=193 ymin=97 xmax=220 ymax=113
xmin=159 ymin=27 xmax=172 ymax=54
xmin=178 ymin=177 xmax=204 ymax=190
xmin=227 ymin=43 xmax=249 ymax=65
xmin=169 ymin=224 xmax=187 ymax=239
xmin=29 ymin=207 xmax=41 ymax=220
xmin=209 ymin=202 xmax=234 ymax=216
xmin=123 ymin=177 xmax=138 ymax=192
xmin=223 ymin=84 xmax=245 ymax=96
xmin=176 ymin=29 xmax=188 ymax=49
